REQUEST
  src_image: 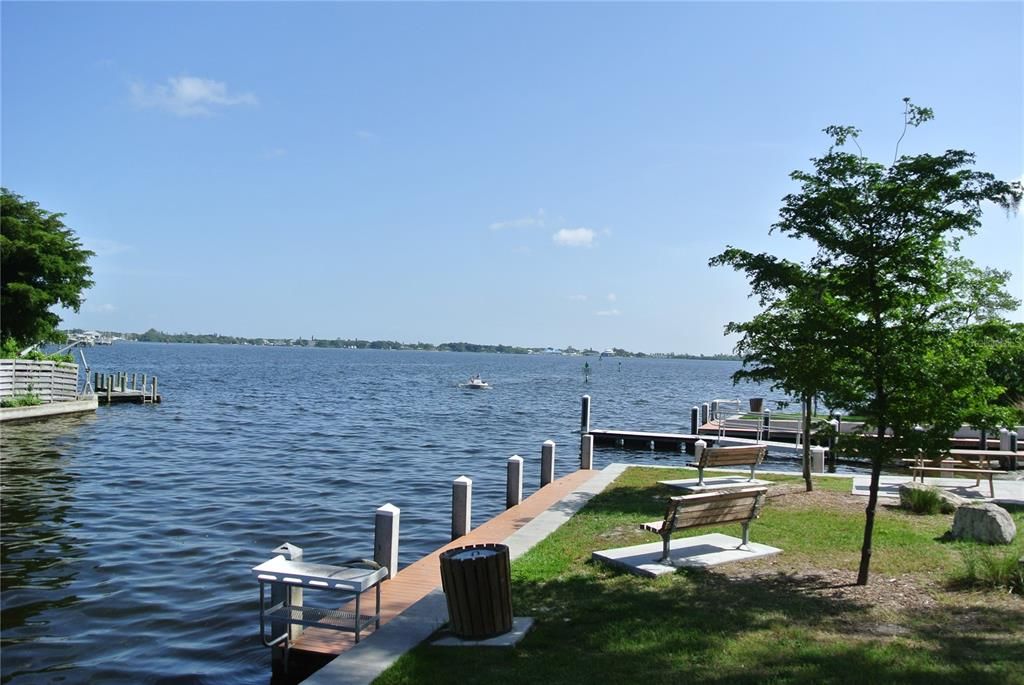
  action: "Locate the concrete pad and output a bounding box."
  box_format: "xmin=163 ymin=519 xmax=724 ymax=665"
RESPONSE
xmin=851 ymin=475 xmax=1024 ymax=506
xmin=658 ymin=476 xmax=772 ymax=493
xmin=593 ymin=533 xmax=782 ymax=578
xmin=430 ymin=617 xmax=534 ymax=647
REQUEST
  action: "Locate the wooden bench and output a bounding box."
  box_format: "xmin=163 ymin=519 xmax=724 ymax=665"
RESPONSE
xmin=907 ymin=450 xmax=1002 ymax=498
xmin=691 ymin=445 xmax=767 ymax=486
xmin=642 ymin=486 xmax=768 ymax=563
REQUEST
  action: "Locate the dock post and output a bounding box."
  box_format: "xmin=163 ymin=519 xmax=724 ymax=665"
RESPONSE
xmin=152 ymin=377 xmax=158 ymax=403
xmin=451 ymin=476 xmax=472 ymax=540
xmin=701 ymin=403 xmax=710 ymax=427
xmin=763 ymin=409 xmax=771 ymax=442
xmin=811 ymin=446 xmax=826 ymax=473
xmin=131 ymin=373 xmax=137 ymax=390
xmin=580 ymin=434 xmax=594 ymax=470
xmin=374 ymin=503 xmax=400 ymax=579
xmin=269 ymin=542 xmax=303 ymax=676
xmin=690 ymin=406 xmax=699 ymax=435
xmin=581 ymin=395 xmax=591 ymax=434
xmin=506 ymin=456 xmax=523 ymax=508
xmin=106 ymin=377 xmax=112 ymax=405
xmin=541 ymin=440 xmax=555 ymax=487
xmin=711 ymin=400 xmax=719 ymax=422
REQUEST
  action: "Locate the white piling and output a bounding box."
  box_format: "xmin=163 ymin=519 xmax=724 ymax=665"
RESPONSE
xmin=451 ymin=476 xmax=472 ymax=540
xmin=694 ymin=439 xmax=707 ymax=462
xmin=541 ymin=440 xmax=555 ymax=487
xmin=811 ymin=446 xmax=826 ymax=474
xmin=999 ymin=428 xmax=1011 ymax=452
xmin=374 ymin=503 xmax=400 ymax=579
xmin=506 ymin=456 xmax=523 ymax=508
xmin=581 ymin=395 xmax=591 ymax=434
xmin=580 ymin=434 xmax=594 ymax=470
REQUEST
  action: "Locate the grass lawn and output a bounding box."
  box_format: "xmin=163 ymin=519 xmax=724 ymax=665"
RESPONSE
xmin=374 ymin=468 xmax=1024 ymax=685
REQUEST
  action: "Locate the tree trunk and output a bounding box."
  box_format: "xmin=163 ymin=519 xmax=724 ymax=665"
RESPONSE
xmin=801 ymin=394 xmax=813 ymax=492
xmin=856 ymin=428 xmax=886 ymax=585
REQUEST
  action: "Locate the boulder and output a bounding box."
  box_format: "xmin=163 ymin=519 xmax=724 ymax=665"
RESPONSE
xmin=898 ymin=481 xmax=968 ymax=514
xmin=950 ymin=503 xmax=1017 ymax=544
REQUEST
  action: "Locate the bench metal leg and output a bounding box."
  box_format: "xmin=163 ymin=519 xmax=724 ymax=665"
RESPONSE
xmin=659 ymin=534 xmax=671 ymax=563
xmin=739 ymin=521 xmax=752 ymax=551
xmin=697 ymin=466 xmax=705 ymax=487
xmin=748 ymin=465 xmax=755 ymax=482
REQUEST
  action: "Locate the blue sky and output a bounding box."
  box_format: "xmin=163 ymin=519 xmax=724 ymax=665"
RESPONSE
xmin=3 ymin=1 xmax=1021 ymax=354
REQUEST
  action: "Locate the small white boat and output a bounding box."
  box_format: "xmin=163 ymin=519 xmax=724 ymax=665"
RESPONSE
xmin=464 ymin=375 xmax=490 ymax=389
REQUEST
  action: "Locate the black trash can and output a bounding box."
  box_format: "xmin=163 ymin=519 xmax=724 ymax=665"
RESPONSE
xmin=439 ymin=543 xmax=513 ymax=639
xmin=749 ymin=398 xmax=764 ymax=413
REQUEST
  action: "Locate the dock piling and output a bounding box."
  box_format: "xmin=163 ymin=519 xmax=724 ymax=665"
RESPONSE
xmin=690 ymin=406 xmax=699 ymax=435
xmin=701 ymin=403 xmax=710 ymax=427
xmin=506 ymin=456 xmax=523 ymax=508
xmin=374 ymin=504 xmax=400 ymax=578
xmin=581 ymin=395 xmax=591 ymax=434
xmin=540 ymin=440 xmax=555 ymax=487
xmin=580 ymin=435 xmax=594 ymax=470
xmin=811 ymin=446 xmax=826 ymax=473
xmin=451 ymin=476 xmax=472 ymax=540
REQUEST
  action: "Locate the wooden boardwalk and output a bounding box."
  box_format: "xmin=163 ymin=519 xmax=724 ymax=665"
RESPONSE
xmin=290 ymin=468 xmax=599 ymax=657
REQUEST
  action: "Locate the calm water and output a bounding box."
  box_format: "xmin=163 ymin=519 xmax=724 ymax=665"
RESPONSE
xmin=1 ymin=344 xmax=789 ymax=684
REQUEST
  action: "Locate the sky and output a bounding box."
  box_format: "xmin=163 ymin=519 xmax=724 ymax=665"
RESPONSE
xmin=2 ymin=1 xmax=1021 ymax=354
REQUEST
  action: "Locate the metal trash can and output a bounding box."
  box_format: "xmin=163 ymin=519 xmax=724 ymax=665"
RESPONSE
xmin=439 ymin=543 xmax=513 ymax=639
xmin=749 ymin=398 xmax=764 ymax=413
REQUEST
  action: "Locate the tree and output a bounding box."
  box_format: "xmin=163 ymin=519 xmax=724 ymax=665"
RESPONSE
xmin=712 ymin=101 xmax=1022 ymax=585
xmin=1 ymin=189 xmax=94 ymax=347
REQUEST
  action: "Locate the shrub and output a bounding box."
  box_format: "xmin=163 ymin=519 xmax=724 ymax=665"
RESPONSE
xmin=904 ymin=486 xmax=943 ymax=515
xmin=1 ymin=393 xmax=42 ymax=408
xmin=957 ymin=545 xmax=1024 ymax=594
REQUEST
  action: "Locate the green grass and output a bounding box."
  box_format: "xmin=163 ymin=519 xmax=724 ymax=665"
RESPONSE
xmin=374 ymin=468 xmax=1024 ymax=685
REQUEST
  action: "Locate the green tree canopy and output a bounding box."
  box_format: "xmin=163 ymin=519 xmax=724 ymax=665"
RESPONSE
xmin=1 ymin=188 xmax=94 ymax=346
xmin=712 ymin=101 xmax=1022 ymax=585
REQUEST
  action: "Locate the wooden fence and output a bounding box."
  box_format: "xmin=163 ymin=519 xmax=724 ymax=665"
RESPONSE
xmin=0 ymin=359 xmax=80 ymax=403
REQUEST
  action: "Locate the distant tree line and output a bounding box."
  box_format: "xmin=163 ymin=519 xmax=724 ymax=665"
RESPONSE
xmin=62 ymin=328 xmax=739 ymax=360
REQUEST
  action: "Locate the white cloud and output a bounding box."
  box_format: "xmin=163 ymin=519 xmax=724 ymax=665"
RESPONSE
xmin=607 ymin=293 xmax=617 ymax=302
xmin=596 ymin=308 xmax=621 ymax=317
xmin=553 ymin=227 xmax=595 ymax=248
xmin=490 ymin=209 xmax=546 ymax=231
xmin=568 ymin=294 xmax=588 ymax=302
xmin=130 ymin=76 xmax=257 ymax=117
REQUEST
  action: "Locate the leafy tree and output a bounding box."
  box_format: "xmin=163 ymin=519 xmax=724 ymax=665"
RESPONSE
xmin=713 ymin=101 xmax=1021 ymax=585
xmin=1 ymin=189 xmax=94 ymax=346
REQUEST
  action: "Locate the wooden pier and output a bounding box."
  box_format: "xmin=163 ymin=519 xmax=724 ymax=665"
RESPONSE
xmin=94 ymin=372 xmax=161 ymax=405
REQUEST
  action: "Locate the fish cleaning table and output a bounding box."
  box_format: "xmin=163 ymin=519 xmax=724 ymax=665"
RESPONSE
xmin=253 ymin=554 xmax=388 ymax=650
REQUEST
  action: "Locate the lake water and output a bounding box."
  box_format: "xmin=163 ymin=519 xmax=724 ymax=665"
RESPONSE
xmin=1 ymin=344 xmax=793 ymax=684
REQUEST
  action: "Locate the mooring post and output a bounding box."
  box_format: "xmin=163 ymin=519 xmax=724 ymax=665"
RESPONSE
xmin=131 ymin=372 xmax=137 ymax=390
xmin=541 ymin=440 xmax=555 ymax=487
xmin=763 ymin=409 xmax=771 ymax=442
xmin=710 ymin=400 xmax=719 ymax=422
xmin=374 ymin=503 xmax=400 ymax=579
xmin=451 ymin=476 xmax=472 ymax=540
xmin=580 ymin=395 xmax=591 ymax=434
xmin=811 ymin=446 xmax=826 ymax=474
xmin=106 ymin=377 xmax=112 ymax=404
xmin=152 ymin=377 xmax=158 ymax=402
xmin=580 ymin=434 xmax=594 ymax=470
xmin=506 ymin=455 xmax=523 ymax=508
xmin=690 ymin=406 xmax=699 ymax=436
xmin=701 ymin=402 xmax=710 ymax=427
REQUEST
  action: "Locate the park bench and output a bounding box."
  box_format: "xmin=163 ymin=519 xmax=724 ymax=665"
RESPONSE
xmin=642 ymin=486 xmax=768 ymax=563
xmin=691 ymin=444 xmax=767 ymax=486
xmin=908 ymin=450 xmax=1002 ymax=498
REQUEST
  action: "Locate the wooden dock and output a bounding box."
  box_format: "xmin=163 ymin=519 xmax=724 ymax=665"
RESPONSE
xmin=94 ymin=371 xmax=161 ymax=405
xmin=288 ymin=469 xmax=598 ymax=658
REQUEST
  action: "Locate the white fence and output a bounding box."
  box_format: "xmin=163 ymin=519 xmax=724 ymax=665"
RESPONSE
xmin=0 ymin=359 xmax=80 ymax=403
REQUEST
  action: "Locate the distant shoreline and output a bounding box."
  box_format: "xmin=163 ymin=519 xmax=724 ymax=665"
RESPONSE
xmin=60 ymin=328 xmax=740 ymax=361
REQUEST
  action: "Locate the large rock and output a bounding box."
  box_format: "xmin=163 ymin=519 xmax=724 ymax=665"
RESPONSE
xmin=898 ymin=481 xmax=968 ymax=514
xmin=951 ymin=503 xmax=1017 ymax=544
